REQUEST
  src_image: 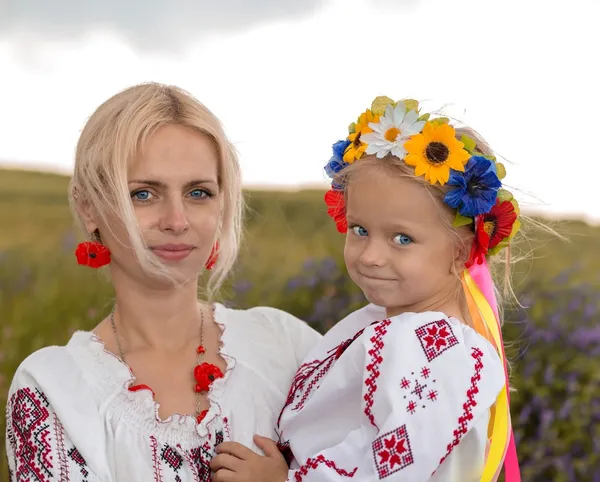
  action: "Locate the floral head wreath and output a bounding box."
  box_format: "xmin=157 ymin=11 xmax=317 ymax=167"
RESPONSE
xmin=324 ymin=96 xmax=521 ymax=267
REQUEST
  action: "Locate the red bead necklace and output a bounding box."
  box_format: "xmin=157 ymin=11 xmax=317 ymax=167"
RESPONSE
xmin=110 ymin=306 xmax=224 ymax=424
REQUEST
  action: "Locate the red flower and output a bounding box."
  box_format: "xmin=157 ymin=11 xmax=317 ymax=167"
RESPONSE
xmin=194 ymin=362 xmax=224 ymax=393
xmin=324 ymin=189 xmax=347 ymax=233
xmin=205 ymin=242 xmax=219 ymax=270
xmin=75 ymin=241 xmax=111 ymax=268
xmin=467 ymin=200 xmax=517 ymax=267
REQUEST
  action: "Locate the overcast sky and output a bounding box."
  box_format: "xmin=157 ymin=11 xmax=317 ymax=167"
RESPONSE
xmin=0 ymin=0 xmax=598 ymax=222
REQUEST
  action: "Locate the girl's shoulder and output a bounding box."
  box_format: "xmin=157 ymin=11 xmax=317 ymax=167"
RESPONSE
xmin=361 ymin=310 xmax=504 ymax=389
xmin=375 ymin=310 xmax=498 ymax=354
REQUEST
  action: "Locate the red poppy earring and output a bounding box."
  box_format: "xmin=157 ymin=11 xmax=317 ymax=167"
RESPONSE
xmin=205 ymin=242 xmax=219 ymax=270
xmin=75 ymin=231 xmax=111 ymax=268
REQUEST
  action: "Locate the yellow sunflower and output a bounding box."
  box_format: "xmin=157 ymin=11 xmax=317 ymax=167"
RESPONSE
xmin=404 ymin=122 xmax=470 ymax=185
xmin=344 ymin=109 xmax=380 ymax=163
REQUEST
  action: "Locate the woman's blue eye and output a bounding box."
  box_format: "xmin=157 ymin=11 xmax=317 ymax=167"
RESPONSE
xmin=394 ymin=234 xmax=413 ymax=245
xmin=352 ymin=225 xmax=368 ymax=236
xmin=189 ymin=189 xmax=207 ymax=199
xmin=133 ymin=190 xmax=152 ymax=201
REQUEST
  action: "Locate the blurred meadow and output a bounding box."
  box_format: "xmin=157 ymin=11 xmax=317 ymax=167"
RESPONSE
xmin=1 ymin=167 xmax=600 ymax=481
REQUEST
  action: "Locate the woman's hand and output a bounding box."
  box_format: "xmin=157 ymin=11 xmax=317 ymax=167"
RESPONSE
xmin=211 ymin=435 xmax=288 ymax=482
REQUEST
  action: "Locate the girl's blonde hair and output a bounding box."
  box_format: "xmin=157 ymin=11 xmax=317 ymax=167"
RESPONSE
xmin=68 ymin=82 xmax=243 ymax=297
xmin=335 ymin=126 xmax=515 ymax=326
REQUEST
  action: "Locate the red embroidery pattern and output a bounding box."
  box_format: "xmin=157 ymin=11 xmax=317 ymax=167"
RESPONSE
xmin=292 ymin=358 xmax=336 ymax=412
xmin=293 ymin=454 xmax=357 ymax=481
xmin=437 ymin=347 xmax=484 ymax=470
xmin=276 ymin=436 xmax=295 ymax=468
xmin=150 ymin=435 xmax=163 ymax=482
xmin=150 ymin=430 xmax=222 ymax=482
xmin=181 ymin=442 xmax=213 ymax=482
xmin=278 ymin=327 xmax=369 ymax=427
xmin=161 ymin=445 xmax=184 ymax=472
xmin=54 ymin=414 xmax=69 ymax=481
xmin=9 ymin=387 xmax=53 ymax=481
xmin=415 ymin=319 xmax=459 ymax=362
xmin=68 ymin=447 xmax=90 ymax=480
xmin=372 ymin=424 xmax=414 ymax=479
xmin=364 ymin=319 xmax=392 ymax=429
xmin=400 ymin=366 xmax=439 ymax=415
xmin=223 ymin=416 xmax=231 ymax=439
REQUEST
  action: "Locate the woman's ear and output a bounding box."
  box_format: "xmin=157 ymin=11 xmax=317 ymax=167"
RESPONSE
xmin=73 ymin=189 xmax=99 ymax=235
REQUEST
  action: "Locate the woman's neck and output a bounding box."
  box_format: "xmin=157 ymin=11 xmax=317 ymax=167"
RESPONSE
xmin=110 ymin=272 xmax=205 ymax=354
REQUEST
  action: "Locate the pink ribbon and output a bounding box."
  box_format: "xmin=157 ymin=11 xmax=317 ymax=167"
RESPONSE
xmin=467 ymin=259 xmax=521 ymax=481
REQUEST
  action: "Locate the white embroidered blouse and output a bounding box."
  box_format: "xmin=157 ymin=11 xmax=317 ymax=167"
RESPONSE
xmin=277 ymin=304 xmax=505 ymax=482
xmin=4 ymin=303 xmax=322 ymax=482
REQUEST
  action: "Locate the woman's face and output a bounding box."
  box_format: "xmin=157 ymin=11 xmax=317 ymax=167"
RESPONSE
xmin=84 ymin=124 xmax=222 ymax=287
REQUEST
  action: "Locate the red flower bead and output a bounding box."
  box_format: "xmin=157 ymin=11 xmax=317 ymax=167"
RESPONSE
xmin=197 ymin=345 xmax=206 ymax=355
xmin=75 ymin=241 xmax=111 ymax=268
xmin=193 ymin=363 xmax=224 ymax=393
xmin=197 ymin=409 xmax=209 ymax=424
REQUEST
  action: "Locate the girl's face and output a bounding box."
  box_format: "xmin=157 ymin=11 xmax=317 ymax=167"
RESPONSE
xmin=344 ymin=165 xmax=461 ymax=317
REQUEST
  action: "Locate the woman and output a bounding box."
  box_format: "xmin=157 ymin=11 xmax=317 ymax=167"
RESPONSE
xmin=5 ymin=83 xmax=321 ymax=481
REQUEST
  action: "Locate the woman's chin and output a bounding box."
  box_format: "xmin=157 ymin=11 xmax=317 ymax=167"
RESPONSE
xmin=143 ymin=266 xmax=201 ymax=290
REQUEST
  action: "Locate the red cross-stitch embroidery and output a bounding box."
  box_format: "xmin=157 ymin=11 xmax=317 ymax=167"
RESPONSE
xmin=364 ymin=319 xmax=392 ymax=428
xmin=291 ymin=357 xmax=336 ymax=413
xmin=400 ymin=367 xmax=439 ymax=415
xmin=68 ymin=447 xmax=90 ymax=480
xmin=8 ymin=387 xmax=54 ymax=481
xmin=152 ymin=430 xmax=221 ymax=482
xmin=162 ymin=445 xmax=184 ymax=472
xmin=436 ymin=347 xmax=484 ymax=471
xmin=372 ymin=424 xmax=414 ymax=479
xmin=151 ymin=435 xmax=163 ymax=482
xmin=415 ymin=319 xmax=459 ymax=362
xmin=293 ymin=454 xmax=357 ymax=481
xmin=278 ymin=326 xmax=370 ymax=427
xmin=54 ymin=414 xmax=69 ymax=482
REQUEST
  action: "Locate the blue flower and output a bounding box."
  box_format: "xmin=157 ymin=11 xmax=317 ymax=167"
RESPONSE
xmin=444 ymin=156 xmax=502 ymax=217
xmin=324 ymin=140 xmax=351 ymax=183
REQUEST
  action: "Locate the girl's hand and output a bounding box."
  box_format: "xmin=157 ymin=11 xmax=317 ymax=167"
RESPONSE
xmin=210 ymin=435 xmax=288 ymax=482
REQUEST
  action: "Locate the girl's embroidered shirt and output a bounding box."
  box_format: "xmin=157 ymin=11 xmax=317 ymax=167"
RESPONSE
xmin=5 ymin=303 xmax=321 ymax=482
xmin=278 ymin=304 xmax=505 ymax=482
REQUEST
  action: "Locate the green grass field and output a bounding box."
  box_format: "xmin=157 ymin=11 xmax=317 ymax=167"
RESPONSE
xmin=1 ymin=167 xmax=600 ymax=480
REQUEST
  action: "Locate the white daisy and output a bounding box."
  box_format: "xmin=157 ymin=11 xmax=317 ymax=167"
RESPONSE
xmin=361 ymin=102 xmax=426 ymax=159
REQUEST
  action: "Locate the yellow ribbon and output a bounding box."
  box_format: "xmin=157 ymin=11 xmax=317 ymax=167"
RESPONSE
xmin=463 ymin=271 xmax=510 ymax=481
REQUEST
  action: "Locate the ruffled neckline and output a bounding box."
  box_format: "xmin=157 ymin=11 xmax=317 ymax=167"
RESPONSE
xmin=69 ymin=302 xmax=236 ymax=448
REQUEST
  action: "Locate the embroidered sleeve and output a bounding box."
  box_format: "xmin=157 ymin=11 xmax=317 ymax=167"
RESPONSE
xmin=5 ymin=377 xmax=100 ymax=481
xmin=286 ymin=313 xmax=504 ymax=481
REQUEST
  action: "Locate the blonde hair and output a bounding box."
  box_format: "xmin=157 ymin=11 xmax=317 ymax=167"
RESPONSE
xmin=335 ymin=126 xmax=515 ymax=326
xmin=68 ymin=82 xmax=243 ymax=297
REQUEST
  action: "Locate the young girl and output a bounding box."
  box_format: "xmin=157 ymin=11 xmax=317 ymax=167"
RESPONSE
xmin=210 ymin=96 xmax=521 ymax=481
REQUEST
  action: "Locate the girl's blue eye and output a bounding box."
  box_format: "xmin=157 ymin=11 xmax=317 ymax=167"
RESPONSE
xmin=351 ymin=225 xmax=368 ymax=237
xmin=133 ymin=190 xmax=152 ymax=201
xmin=394 ymin=234 xmax=413 ymax=245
